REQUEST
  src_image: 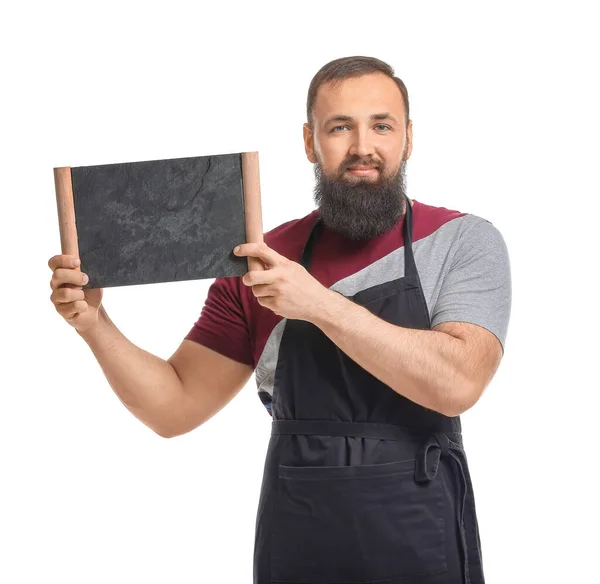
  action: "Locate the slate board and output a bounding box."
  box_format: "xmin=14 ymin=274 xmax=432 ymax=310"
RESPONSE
xmin=54 ymin=152 xmax=263 ymax=289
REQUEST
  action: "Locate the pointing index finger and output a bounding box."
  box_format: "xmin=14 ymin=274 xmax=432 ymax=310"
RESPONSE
xmin=235 ymin=242 xmax=284 ymax=267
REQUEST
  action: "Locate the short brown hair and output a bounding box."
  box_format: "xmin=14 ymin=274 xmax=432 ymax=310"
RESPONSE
xmin=306 ymin=56 xmax=410 ymax=128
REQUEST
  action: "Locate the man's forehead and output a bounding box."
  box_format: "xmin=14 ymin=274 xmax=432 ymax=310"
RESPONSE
xmin=313 ymin=73 xmax=405 ymax=121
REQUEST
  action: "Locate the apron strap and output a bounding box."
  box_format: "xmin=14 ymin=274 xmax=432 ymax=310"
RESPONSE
xmin=402 ymin=194 xmax=419 ymax=281
xmin=299 ymin=216 xmax=323 ymax=272
xmin=415 ymin=433 xmax=484 ymax=584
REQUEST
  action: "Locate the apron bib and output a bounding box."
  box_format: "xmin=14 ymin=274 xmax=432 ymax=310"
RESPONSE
xmin=253 ymin=195 xmax=485 ymax=584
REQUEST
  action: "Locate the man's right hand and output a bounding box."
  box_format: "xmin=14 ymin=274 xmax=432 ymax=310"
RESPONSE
xmin=48 ymin=254 xmax=104 ymax=333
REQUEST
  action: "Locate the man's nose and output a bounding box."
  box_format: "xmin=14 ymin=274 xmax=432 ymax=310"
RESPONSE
xmin=348 ymin=128 xmax=376 ymax=159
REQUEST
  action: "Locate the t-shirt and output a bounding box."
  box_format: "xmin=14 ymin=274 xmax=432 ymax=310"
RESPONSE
xmin=185 ymin=198 xmax=512 ymax=415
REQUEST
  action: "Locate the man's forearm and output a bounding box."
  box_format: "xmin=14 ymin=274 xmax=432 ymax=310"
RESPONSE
xmin=77 ymin=305 xmax=184 ymax=436
xmin=308 ymin=290 xmax=474 ymax=416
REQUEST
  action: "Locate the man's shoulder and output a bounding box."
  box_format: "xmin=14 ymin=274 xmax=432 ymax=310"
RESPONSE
xmin=413 ymin=198 xmax=466 ymax=236
xmin=413 ymin=199 xmax=508 ymax=271
xmin=413 ymin=198 xmax=499 ymax=242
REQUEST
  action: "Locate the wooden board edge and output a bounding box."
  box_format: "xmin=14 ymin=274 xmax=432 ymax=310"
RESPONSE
xmin=241 ymin=152 xmax=264 ymax=272
xmin=53 ymin=167 xmax=80 ymax=270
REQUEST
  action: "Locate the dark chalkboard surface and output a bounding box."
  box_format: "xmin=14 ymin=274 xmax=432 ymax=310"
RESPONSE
xmin=53 ymin=152 xmax=263 ymax=289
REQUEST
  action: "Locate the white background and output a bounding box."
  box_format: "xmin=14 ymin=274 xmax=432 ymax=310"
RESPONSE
xmin=1 ymin=1 xmax=598 ymax=582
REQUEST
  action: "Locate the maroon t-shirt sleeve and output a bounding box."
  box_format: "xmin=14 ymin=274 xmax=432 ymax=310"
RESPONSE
xmin=184 ymin=276 xmax=255 ymax=367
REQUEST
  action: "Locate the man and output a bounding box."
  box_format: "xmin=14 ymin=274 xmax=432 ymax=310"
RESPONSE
xmin=49 ymin=56 xmax=511 ymax=583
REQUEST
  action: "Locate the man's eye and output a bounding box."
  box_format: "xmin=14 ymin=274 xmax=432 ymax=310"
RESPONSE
xmin=330 ymin=124 xmax=390 ymax=133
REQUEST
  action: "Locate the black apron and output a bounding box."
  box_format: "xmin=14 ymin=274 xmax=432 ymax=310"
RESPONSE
xmin=253 ymin=195 xmax=485 ymax=584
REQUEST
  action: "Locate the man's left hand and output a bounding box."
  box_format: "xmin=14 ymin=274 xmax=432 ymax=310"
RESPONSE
xmin=234 ymin=242 xmax=332 ymax=321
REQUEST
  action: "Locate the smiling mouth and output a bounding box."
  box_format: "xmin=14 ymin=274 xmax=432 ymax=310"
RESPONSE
xmin=346 ymin=166 xmax=379 ymax=176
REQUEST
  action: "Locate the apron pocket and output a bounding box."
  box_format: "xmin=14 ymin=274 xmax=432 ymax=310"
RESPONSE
xmin=270 ymin=458 xmax=447 ymax=584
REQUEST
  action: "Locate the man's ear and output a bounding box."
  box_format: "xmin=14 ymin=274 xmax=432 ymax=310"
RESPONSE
xmin=404 ymin=119 xmax=413 ymax=161
xmin=303 ymin=123 xmax=317 ymax=163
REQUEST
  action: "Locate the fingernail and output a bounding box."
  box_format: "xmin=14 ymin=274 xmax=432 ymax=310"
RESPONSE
xmin=72 ymin=258 xmax=80 ymax=266
xmin=234 ymin=246 xmax=240 ymax=253
xmin=82 ymin=274 xmax=89 ymax=284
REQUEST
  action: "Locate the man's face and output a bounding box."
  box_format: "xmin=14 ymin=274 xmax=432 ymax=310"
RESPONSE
xmin=303 ymin=72 xmax=413 ymax=240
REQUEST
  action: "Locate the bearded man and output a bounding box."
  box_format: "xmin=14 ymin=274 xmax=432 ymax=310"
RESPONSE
xmin=50 ymin=55 xmax=511 ymax=584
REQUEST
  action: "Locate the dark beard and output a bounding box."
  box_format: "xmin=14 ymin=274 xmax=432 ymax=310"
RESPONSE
xmin=312 ymin=159 xmax=408 ymax=240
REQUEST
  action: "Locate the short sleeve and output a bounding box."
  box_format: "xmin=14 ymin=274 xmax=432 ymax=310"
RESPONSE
xmin=430 ymin=218 xmax=512 ymax=354
xmin=184 ymin=276 xmax=255 ymax=367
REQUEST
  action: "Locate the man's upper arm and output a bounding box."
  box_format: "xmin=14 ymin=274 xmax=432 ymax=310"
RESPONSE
xmin=166 ymin=340 xmax=253 ymax=437
xmin=432 ymin=321 xmax=503 ymax=411
xmin=164 ymin=276 xmax=255 ymax=437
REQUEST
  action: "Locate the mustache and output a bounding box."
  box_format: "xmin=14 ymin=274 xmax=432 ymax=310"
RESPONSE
xmin=341 ymin=156 xmax=383 ymax=171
